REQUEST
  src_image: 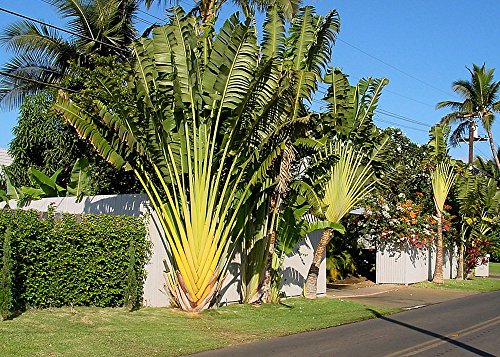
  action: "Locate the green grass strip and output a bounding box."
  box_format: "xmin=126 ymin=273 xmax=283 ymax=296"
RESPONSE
xmin=415 ymin=277 xmax=500 ymax=292
xmin=0 ymin=299 xmax=397 ymax=357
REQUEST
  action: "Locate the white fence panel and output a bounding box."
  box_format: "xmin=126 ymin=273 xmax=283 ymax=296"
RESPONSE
xmin=377 ymin=244 xmax=458 ymax=284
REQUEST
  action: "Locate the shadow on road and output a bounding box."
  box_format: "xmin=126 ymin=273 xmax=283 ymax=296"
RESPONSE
xmin=368 ymin=309 xmax=495 ymax=356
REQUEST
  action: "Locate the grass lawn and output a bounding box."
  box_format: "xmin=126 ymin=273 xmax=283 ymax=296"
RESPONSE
xmin=0 ymin=299 xmax=397 ymax=357
xmin=489 ymin=262 xmax=500 ymax=275
xmin=415 ymin=277 xmax=500 ymax=292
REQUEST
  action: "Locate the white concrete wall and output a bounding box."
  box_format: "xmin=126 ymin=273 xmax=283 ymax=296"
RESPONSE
xmin=281 ymin=230 xmax=326 ymax=297
xmin=475 ymin=258 xmax=490 ymax=277
xmin=376 ymin=244 xmax=458 ymax=284
xmin=2 ymin=195 xmax=325 ymax=306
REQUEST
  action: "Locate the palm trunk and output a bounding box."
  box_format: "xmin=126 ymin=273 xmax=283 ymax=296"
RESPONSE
xmin=261 ymin=230 xmax=276 ymax=303
xmin=304 ymin=229 xmax=332 ymax=299
xmin=485 ymin=126 xmax=500 ymax=171
xmin=432 ymin=210 xmax=444 ymax=284
xmin=201 ymin=0 xmax=216 ymax=24
xmin=457 ymin=241 xmax=464 ymax=280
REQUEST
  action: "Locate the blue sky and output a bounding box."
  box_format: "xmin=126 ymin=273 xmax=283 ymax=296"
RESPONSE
xmin=0 ymin=0 xmax=499 ymax=162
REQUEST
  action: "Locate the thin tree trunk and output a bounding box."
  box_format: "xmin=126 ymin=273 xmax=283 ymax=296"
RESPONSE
xmin=261 ymin=230 xmax=276 ymax=303
xmin=486 ymin=126 xmax=500 ymax=171
xmin=432 ymin=210 xmax=444 ymax=284
xmin=457 ymin=241 xmax=464 ymax=280
xmin=304 ymin=229 xmax=332 ymax=299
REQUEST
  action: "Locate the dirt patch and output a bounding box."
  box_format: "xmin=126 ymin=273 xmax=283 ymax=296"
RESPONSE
xmin=328 ymin=275 xmax=375 ymax=290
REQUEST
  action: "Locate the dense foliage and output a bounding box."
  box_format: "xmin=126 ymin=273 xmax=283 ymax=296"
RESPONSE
xmin=7 ymin=90 xmax=141 ymax=194
xmin=0 ymin=209 xmax=149 ymax=309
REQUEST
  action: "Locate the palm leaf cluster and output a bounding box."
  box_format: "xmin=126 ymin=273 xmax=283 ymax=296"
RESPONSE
xmin=0 ymin=0 xmax=139 ymax=108
xmin=431 ymin=162 xmax=456 ymax=213
xmin=438 ymin=64 xmax=500 ymax=170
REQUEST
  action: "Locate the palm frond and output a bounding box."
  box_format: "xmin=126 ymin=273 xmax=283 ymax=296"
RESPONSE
xmin=431 ymin=161 xmax=456 ymax=212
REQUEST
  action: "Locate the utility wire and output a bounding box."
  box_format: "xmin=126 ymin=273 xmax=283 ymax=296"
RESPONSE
xmin=336 ymin=37 xmax=459 ymax=99
xmin=476 ymin=146 xmax=491 ymax=160
xmin=374 ymin=116 xmax=428 ymax=133
xmin=377 ymin=108 xmax=430 ymax=127
xmin=317 ymin=75 xmax=435 ymax=108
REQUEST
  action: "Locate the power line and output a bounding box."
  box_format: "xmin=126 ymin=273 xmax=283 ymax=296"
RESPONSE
xmin=0 ymin=6 xmax=123 ymax=51
xmin=336 ymin=37 xmax=459 ymax=99
xmin=317 ymin=75 xmax=435 ymax=108
xmin=476 ymin=146 xmax=491 ymax=160
xmin=136 ymin=15 xmax=158 ymax=26
xmin=376 ymin=108 xmax=430 ymax=127
xmin=374 ymin=116 xmax=428 ymax=133
xmin=314 ymin=88 xmax=432 ymax=128
xmin=137 ymin=9 xmax=164 ymax=22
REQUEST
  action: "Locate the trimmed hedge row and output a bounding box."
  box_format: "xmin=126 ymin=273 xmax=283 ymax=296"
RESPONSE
xmin=0 ymin=209 xmax=149 ymax=309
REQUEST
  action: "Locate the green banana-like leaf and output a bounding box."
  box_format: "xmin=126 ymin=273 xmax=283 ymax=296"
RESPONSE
xmin=203 ymin=14 xmax=258 ymax=113
xmin=261 ymin=6 xmax=285 ymax=60
xmin=54 ymin=93 xmax=127 ymax=169
xmin=354 ymin=77 xmax=389 ymax=129
xmin=323 ymin=67 xmax=351 ymax=117
xmin=29 ymin=167 xmax=65 ymax=197
xmin=5 ymin=171 xmax=23 ymax=201
xmin=305 ymin=9 xmax=340 ymax=77
xmin=289 ymin=6 xmax=316 ymax=71
xmin=20 ymin=186 xmax=45 ymax=200
xmin=428 ymin=123 xmax=450 ymax=163
xmin=67 ymin=158 xmax=91 ymax=201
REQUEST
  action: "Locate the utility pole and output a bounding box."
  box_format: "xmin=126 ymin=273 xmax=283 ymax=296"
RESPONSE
xmin=456 ymin=116 xmax=487 ymax=164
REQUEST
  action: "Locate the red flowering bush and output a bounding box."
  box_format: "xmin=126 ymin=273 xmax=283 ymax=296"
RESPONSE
xmin=466 ymin=238 xmax=491 ymax=272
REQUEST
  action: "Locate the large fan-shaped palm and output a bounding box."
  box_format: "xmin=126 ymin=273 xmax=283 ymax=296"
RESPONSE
xmin=240 ymin=5 xmax=339 ymax=303
xmin=437 ymin=64 xmax=500 ymax=171
xmin=54 ymin=6 xmax=337 ymax=310
xmin=0 ymin=0 xmax=139 ymax=108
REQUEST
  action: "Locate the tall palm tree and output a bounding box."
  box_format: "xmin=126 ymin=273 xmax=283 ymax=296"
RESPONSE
xmin=0 ymin=0 xmax=139 ymax=108
xmin=437 ymin=64 xmax=500 ymax=171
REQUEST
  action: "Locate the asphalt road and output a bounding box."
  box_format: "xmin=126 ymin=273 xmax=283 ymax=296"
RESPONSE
xmin=191 ymin=291 xmax=500 ymax=356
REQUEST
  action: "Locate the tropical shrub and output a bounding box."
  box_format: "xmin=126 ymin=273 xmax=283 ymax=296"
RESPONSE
xmin=0 ymin=209 xmax=149 ymax=309
xmin=0 ymin=227 xmax=13 ymax=319
xmin=352 ymin=193 xmax=457 ymax=250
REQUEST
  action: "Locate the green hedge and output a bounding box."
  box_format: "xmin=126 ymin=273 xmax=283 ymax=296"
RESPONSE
xmin=0 ymin=209 xmax=149 ymax=309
